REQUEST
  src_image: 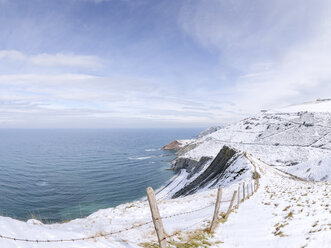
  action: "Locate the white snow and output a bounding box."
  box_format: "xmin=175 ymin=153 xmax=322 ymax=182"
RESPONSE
xmin=275 ymin=156 xmax=331 ymax=181
xmin=271 ymin=99 xmax=331 ymax=114
xmin=177 ymin=139 xmax=196 ymax=147
xmin=210 ymin=156 xmax=330 ymax=248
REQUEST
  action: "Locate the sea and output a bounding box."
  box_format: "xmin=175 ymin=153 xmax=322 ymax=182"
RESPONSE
xmin=0 ymin=128 xmax=202 ymax=223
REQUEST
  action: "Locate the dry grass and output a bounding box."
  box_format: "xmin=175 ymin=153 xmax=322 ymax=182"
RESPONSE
xmin=139 ymin=229 xmax=220 ymax=248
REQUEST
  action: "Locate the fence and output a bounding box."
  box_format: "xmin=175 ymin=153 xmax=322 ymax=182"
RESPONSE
xmin=0 ymin=178 xmax=260 ymax=246
xmin=147 ymin=178 xmax=260 ymax=247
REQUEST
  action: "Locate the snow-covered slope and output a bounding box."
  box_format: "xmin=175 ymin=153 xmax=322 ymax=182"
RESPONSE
xmin=275 ymin=156 xmax=331 ymax=181
xmin=166 ymin=99 xmax=331 ymax=196
xmin=198 ymin=126 xmax=223 ymax=138
xmin=271 ymin=99 xmax=331 ymax=114
xmin=210 ymin=155 xmax=331 ymax=248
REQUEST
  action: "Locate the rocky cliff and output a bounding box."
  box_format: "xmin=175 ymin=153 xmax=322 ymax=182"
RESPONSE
xmin=172 ymin=146 xmax=237 ymax=198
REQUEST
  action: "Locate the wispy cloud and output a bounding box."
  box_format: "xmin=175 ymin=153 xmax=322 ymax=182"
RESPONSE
xmin=0 ymin=50 xmax=103 ymax=69
xmin=179 ymin=0 xmax=331 ymax=114
xmin=0 ymin=71 xmax=220 ymax=127
xmin=78 ymin=0 xmax=110 ymax=3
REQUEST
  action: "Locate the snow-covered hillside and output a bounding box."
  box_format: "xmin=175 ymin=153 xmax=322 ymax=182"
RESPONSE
xmin=271 ymin=99 xmax=331 ymax=113
xmin=209 ymin=156 xmax=331 ymax=248
xmin=165 ymin=99 xmax=331 ymax=197
xmin=0 ymin=99 xmax=330 ymax=247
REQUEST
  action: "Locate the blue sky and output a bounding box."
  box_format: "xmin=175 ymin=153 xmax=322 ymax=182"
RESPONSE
xmin=0 ymin=0 xmax=330 ymax=128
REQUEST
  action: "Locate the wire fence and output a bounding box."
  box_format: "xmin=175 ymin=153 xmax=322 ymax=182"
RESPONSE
xmin=147 ymin=178 xmax=260 ymax=247
xmin=151 ymin=212 xmax=214 ymax=247
xmin=0 ymin=196 xmax=235 ymax=243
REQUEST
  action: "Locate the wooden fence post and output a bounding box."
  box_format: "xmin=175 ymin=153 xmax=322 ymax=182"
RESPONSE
xmin=146 ymin=187 xmax=167 ymax=248
xmin=209 ymin=188 xmax=222 ymax=233
xmin=242 ymin=182 xmax=245 ymax=200
xmin=237 ymin=184 xmax=240 ymax=209
xmin=224 ymin=190 xmax=237 ymax=220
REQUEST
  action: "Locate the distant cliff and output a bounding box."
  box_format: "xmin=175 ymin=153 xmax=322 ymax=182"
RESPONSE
xmin=162 ymin=140 xmax=181 ymax=150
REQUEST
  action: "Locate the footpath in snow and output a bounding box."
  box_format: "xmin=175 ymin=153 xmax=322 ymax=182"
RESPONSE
xmin=211 ymin=157 xmax=330 ymax=248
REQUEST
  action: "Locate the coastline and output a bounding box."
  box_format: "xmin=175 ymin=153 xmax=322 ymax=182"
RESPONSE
xmin=0 ymin=128 xmax=202 ymax=223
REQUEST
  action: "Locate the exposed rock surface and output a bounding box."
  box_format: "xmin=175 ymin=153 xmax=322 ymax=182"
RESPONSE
xmin=171 ymin=156 xmax=212 ymax=175
xmin=172 ymin=145 xmax=237 ymax=198
xmin=162 ymin=140 xmax=181 ymax=150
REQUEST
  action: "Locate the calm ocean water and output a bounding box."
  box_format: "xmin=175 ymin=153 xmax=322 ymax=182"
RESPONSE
xmin=0 ymin=128 xmax=202 ymax=223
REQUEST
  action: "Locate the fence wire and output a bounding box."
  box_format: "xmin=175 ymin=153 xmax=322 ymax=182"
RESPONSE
xmin=151 ymin=211 xmax=213 ymax=246
xmin=0 ymin=176 xmax=259 ymax=244
xmin=0 ymin=197 xmax=233 ymax=243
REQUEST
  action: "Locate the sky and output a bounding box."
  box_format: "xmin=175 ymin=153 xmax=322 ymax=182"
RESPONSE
xmin=0 ymin=0 xmax=330 ymax=128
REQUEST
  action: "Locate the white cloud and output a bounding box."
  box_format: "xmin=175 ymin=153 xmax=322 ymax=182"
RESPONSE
xmin=0 ymin=71 xmax=224 ymax=127
xmin=0 ymin=50 xmax=103 ymax=69
xmin=179 ymin=0 xmax=331 ymax=115
xmin=0 ymin=50 xmax=26 ymax=61
xmin=29 ymin=53 xmax=103 ymax=69
xmin=76 ymin=0 xmax=112 ymax=3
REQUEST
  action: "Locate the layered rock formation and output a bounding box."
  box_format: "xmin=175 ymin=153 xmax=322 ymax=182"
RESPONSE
xmin=172 ymin=146 xmax=237 ymax=198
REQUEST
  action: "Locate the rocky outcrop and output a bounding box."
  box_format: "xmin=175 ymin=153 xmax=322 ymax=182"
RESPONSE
xmin=172 ymin=145 xmax=238 ymax=198
xmin=171 ymin=156 xmax=212 ymax=176
xmin=162 ymin=140 xmax=181 ymax=150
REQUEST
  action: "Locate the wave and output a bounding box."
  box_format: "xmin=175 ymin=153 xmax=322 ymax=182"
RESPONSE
xmin=36 ymin=180 xmax=48 ymax=187
xmin=128 ymin=156 xmax=152 ymax=160
xmin=145 ymin=148 xmax=158 ymax=152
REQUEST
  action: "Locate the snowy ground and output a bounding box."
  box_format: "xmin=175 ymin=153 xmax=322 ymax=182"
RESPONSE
xmin=210 ymin=156 xmax=331 ymax=248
